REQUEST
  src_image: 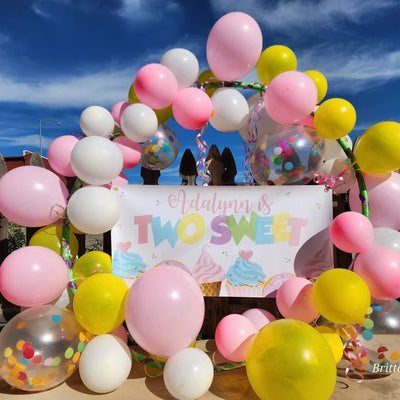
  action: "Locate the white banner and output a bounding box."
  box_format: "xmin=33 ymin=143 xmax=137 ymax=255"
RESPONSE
xmin=111 ymin=185 xmax=333 ymax=297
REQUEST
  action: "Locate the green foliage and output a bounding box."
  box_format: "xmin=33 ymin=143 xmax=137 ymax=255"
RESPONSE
xmin=8 ymin=223 xmax=26 ymax=253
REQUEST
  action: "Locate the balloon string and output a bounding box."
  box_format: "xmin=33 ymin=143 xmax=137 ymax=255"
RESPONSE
xmin=313 ymin=161 xmax=356 ymax=192
xmin=242 ymin=142 xmax=254 ymax=185
xmin=61 ymin=178 xmax=83 ymax=295
xmin=339 ymin=324 xmax=369 ymax=382
xmin=129 ymin=348 xmax=244 ymax=373
xmin=130 ymin=349 xmax=166 ymax=370
xmin=195 ymin=124 xmax=209 ymax=186
xmin=336 ymin=138 xmax=369 ymax=218
xmin=211 ymin=350 xmax=245 ymax=372
xmin=242 ymin=94 xmax=264 ymax=185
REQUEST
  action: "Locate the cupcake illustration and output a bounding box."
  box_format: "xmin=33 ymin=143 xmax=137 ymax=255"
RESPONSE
xmin=193 ymin=245 xmax=226 ymax=296
xmin=225 ymin=250 xmax=266 ymax=297
xmin=112 ymin=242 xmax=147 ymax=287
xmin=263 ymin=272 xmax=296 ymax=297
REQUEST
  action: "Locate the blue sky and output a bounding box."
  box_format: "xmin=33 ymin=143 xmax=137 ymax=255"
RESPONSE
xmin=0 ymin=0 xmax=399 ymax=184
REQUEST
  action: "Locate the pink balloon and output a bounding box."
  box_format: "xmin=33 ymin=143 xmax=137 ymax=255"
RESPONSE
xmin=215 ymin=314 xmax=257 ymax=362
xmin=265 ymin=71 xmax=318 ymax=125
xmin=172 ymin=87 xmax=213 ymax=130
xmin=353 ymin=245 xmax=400 ymax=300
xmin=113 ymin=136 xmax=141 ymax=169
xmin=110 ymin=101 xmax=130 ymax=125
xmin=134 ymin=63 xmax=178 ymax=110
xmin=329 ymin=211 xmax=374 ymax=253
xmin=48 ymin=135 xmax=80 ymax=177
xmin=0 ymin=246 xmax=70 ymax=307
xmin=111 ymin=324 xmax=129 ymax=343
xmin=349 ymin=172 xmax=400 ymax=229
xmin=206 ymin=12 xmax=263 ymax=81
xmin=276 ymin=277 xmax=320 ymax=323
xmin=125 ymin=266 xmax=204 ymax=359
xmin=0 ymin=166 xmax=69 ymax=227
xmin=242 ymin=308 xmax=276 ymax=330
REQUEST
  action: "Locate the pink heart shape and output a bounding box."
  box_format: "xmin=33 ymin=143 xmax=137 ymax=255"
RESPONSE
xmin=239 ymin=250 xmax=253 ymax=260
xmin=117 ymin=242 xmax=131 ymax=253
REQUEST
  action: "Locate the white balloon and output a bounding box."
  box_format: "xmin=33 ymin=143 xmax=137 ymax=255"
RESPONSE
xmin=209 ymin=88 xmax=249 ymax=132
xmin=317 ymin=158 xmax=356 ymax=194
xmin=79 ymin=334 xmax=132 ymax=393
xmin=67 ymin=186 xmax=120 ymax=234
xmin=120 ymin=103 xmax=158 ymax=142
xmin=373 ymin=227 xmax=400 ymax=252
xmin=161 ymin=48 xmax=200 ymax=89
xmin=238 ymin=93 xmax=280 ymax=144
xmin=163 ymin=348 xmax=214 ymax=400
xmin=323 ymin=135 xmax=352 ymax=162
xmin=70 ymin=136 xmax=123 ymax=185
xmin=79 ymin=105 xmax=115 ymax=137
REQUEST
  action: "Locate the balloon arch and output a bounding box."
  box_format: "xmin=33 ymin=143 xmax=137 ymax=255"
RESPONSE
xmin=0 ymin=10 xmax=400 ymax=400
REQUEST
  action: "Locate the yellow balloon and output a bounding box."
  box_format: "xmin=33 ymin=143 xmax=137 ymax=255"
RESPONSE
xmin=197 ymin=69 xmax=220 ymax=97
xmin=128 ymin=81 xmax=139 ymax=103
xmin=246 ymin=319 xmax=336 ymax=400
xmin=73 ymin=273 xmax=128 ymax=335
xmin=256 ymin=45 xmax=297 ymax=84
xmin=355 ymin=121 xmax=400 ymax=173
xmin=313 ymin=98 xmax=357 ymax=139
xmin=128 ymin=82 xmax=172 ymax=124
xmin=29 ymin=224 xmax=79 ymax=259
xmin=312 ymin=269 xmax=371 ymax=325
xmin=72 ymin=251 xmax=112 ymax=286
xmin=304 ymin=70 xmax=328 ymax=103
xmin=315 ymin=326 xmax=343 ymax=363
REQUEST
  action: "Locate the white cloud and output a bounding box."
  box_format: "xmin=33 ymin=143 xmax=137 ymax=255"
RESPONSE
xmin=210 ymin=0 xmax=398 ymax=33
xmin=31 ymin=0 xmax=72 ymax=19
xmin=0 ymin=133 xmax=43 ymax=149
xmin=116 ymin=0 xmax=182 ymax=21
xmin=0 ymin=34 xmax=206 ymax=109
xmin=297 ymin=46 xmax=400 ymax=93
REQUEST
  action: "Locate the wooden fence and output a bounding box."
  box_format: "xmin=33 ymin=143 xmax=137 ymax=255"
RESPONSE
xmin=0 ymin=147 xmax=351 ymax=337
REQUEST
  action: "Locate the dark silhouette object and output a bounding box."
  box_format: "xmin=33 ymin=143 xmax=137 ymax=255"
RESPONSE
xmin=179 ymin=148 xmax=197 ymax=185
xmin=221 ymin=147 xmax=237 ymax=185
xmin=140 ymin=167 xmax=160 ymax=185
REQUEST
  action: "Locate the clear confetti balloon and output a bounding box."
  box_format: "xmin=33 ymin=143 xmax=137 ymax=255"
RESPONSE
xmin=250 ymin=124 xmax=325 ymax=185
xmin=140 ymin=124 xmax=179 ymax=170
xmin=0 ymin=305 xmax=88 ymax=392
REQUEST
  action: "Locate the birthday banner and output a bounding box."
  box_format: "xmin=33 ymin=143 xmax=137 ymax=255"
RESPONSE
xmin=111 ymin=185 xmax=333 ymax=297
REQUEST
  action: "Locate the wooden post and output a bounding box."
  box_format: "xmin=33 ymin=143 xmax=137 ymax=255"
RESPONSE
xmin=140 ymin=167 xmax=160 ymax=185
xmin=205 ymin=145 xmax=224 ymax=186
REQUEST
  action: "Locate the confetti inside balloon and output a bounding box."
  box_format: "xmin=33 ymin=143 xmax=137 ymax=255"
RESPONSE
xmin=140 ymin=125 xmax=179 ymax=170
xmin=0 ymin=305 xmax=88 ymax=392
xmin=250 ymin=124 xmax=324 ymax=185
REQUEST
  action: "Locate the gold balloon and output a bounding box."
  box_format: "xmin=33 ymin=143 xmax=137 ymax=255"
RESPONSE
xmin=197 ymin=69 xmax=220 ymax=97
xmin=72 ymin=250 xmax=112 ymax=286
xmin=246 ymin=319 xmax=336 ymax=400
xmin=128 ymin=82 xmax=172 ymax=124
xmin=29 ymin=224 xmax=79 ymax=259
xmin=355 ymin=121 xmax=400 ymax=173
xmin=312 ymin=269 xmax=371 ymax=325
xmin=256 ymin=45 xmax=297 ymax=84
xmin=304 ymin=70 xmax=328 ymax=103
